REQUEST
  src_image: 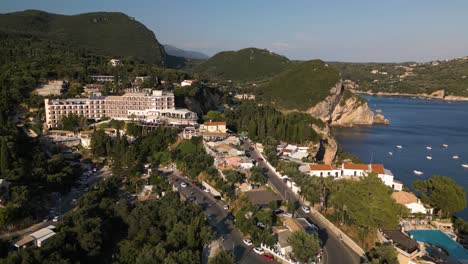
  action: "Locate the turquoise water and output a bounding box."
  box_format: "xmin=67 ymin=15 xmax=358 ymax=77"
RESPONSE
xmin=408 ymin=229 xmax=468 ymax=261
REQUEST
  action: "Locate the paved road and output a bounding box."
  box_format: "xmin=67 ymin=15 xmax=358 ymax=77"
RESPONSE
xmin=164 ymin=170 xmax=271 ymax=264
xmin=1 ymin=165 xmax=112 ymax=241
xmin=244 ymin=141 xmax=361 ymax=264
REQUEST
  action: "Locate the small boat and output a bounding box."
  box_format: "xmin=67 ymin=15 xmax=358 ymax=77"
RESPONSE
xmin=442 ymin=144 xmax=448 ymax=148
xmin=452 ymin=155 xmax=460 ymax=160
xmin=426 ymin=146 xmax=432 ymax=150
xmin=462 ymin=164 xmax=468 ymax=168
xmin=426 ymin=156 xmax=432 ymax=160
xmin=414 ymin=170 xmax=424 ymax=175
xmin=389 ymin=152 xmax=393 ymax=156
xmin=396 ymin=145 xmax=403 ymax=149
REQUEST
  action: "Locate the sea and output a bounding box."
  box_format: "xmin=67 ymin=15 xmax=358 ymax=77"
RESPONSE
xmin=334 ymin=95 xmax=468 ymax=220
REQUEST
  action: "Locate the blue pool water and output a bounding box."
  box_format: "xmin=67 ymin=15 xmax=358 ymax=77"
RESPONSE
xmin=408 ymin=229 xmax=468 ymax=261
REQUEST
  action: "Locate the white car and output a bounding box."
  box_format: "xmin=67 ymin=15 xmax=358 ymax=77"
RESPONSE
xmin=282 ymin=212 xmax=293 ymax=218
xmin=52 ymin=216 xmax=60 ymax=222
xmin=203 ymin=188 xmax=210 ymax=193
xmin=180 ymin=182 xmax=188 ymax=188
xmin=243 ymin=238 xmax=252 ymax=246
xmin=253 ymin=247 xmax=264 ymax=255
xmin=302 ymin=206 xmax=311 ymax=213
xmin=223 ymin=204 xmax=229 ymax=210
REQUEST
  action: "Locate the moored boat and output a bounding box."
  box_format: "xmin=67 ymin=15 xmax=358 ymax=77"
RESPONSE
xmin=453 ymin=155 xmax=460 ymax=159
xmin=426 ymin=156 xmax=432 ymax=160
xmin=442 ymin=144 xmax=448 ymax=148
xmin=397 ymin=145 xmax=403 ymax=149
xmin=462 ymin=164 xmax=468 ymax=168
xmin=414 ymin=170 xmax=424 ymax=175
xmin=426 ymin=146 xmax=432 ymax=150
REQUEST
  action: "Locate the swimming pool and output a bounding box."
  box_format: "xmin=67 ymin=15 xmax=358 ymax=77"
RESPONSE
xmin=407 ymin=229 xmax=468 ymax=262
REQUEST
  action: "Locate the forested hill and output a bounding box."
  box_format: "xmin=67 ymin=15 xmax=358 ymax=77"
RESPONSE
xmin=258 ymin=60 xmax=340 ymax=111
xmin=0 ymin=10 xmax=166 ymax=65
xmin=195 ymin=48 xmax=291 ymax=81
xmin=330 ymin=57 xmax=468 ymax=97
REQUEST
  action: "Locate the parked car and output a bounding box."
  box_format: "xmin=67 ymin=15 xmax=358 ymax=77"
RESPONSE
xmin=282 ymin=212 xmax=293 ymax=218
xmin=223 ymin=204 xmax=229 ymax=210
xmin=188 ymin=196 xmax=196 ymax=202
xmin=203 ymin=188 xmax=210 ymax=193
xmin=180 ymin=182 xmax=187 ymax=188
xmin=262 ymin=254 xmax=274 ymax=262
xmin=253 ymin=247 xmax=264 ymax=255
xmin=52 ymin=215 xmax=60 ymax=222
xmin=243 ymin=238 xmax=252 ymax=246
xmin=273 ymin=209 xmax=284 ymax=215
xmin=302 ymin=206 xmax=311 ymax=213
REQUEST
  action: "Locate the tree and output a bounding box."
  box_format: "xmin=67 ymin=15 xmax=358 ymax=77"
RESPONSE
xmin=368 ymin=244 xmax=398 ymax=264
xmin=203 ymin=110 xmax=225 ymax=122
xmin=413 ymin=176 xmax=466 ymax=217
xmin=0 ymin=137 xmax=9 ymax=177
xmin=208 ymin=250 xmax=234 ymax=264
xmin=289 ymin=230 xmax=321 ymax=263
xmin=91 ymin=129 xmax=112 ymax=157
xmin=61 ymin=113 xmax=84 ymax=131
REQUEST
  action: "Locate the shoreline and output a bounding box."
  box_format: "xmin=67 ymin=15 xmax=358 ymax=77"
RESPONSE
xmin=351 ymin=90 xmax=468 ymax=102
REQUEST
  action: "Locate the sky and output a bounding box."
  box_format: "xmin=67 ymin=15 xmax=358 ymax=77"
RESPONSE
xmin=2 ymin=0 xmax=468 ymax=62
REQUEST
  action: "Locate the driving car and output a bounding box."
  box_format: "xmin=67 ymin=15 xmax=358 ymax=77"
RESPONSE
xmin=302 ymin=206 xmax=311 ymax=213
xmin=180 ymin=182 xmax=187 ymax=188
xmin=253 ymin=247 xmax=264 ymax=255
xmin=262 ymin=254 xmax=274 ymax=262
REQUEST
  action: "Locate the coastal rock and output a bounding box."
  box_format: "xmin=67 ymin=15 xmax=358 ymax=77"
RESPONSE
xmin=308 ymin=83 xmax=380 ymax=126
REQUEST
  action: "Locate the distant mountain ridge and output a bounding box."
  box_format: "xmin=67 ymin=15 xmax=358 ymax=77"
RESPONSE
xmin=164 ymin=44 xmax=209 ymax=60
xmin=0 ymin=10 xmax=166 ymax=65
xmin=195 ymin=47 xmax=291 ymax=81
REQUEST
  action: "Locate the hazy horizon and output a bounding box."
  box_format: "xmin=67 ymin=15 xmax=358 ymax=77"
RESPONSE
xmin=2 ymin=0 xmax=468 ymax=63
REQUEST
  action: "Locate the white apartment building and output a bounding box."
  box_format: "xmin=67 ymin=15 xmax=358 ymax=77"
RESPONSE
xmin=44 ymin=90 xmax=197 ymax=128
xmin=90 ymin=75 xmax=115 ymax=82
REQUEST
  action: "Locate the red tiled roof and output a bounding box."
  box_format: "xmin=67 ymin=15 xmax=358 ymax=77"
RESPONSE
xmin=370 ymin=164 xmax=385 ymax=174
xmin=342 ymin=163 xmax=385 ymax=174
xmin=343 ymin=163 xmax=369 ymax=170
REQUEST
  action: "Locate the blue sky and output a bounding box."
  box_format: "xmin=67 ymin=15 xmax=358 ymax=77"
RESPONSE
xmin=2 ymin=0 xmax=468 ymax=62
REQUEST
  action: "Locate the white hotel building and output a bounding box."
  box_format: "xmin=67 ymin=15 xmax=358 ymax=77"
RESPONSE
xmin=299 ymin=163 xmax=403 ymax=191
xmin=44 ymin=90 xmax=197 ymax=128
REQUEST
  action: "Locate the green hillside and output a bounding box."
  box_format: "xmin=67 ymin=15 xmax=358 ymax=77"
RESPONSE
xmin=0 ymin=10 xmax=166 ymax=65
xmin=195 ymin=48 xmax=290 ymax=81
xmin=258 ymin=60 xmax=340 ymax=111
xmin=331 ymin=58 xmax=468 ymax=97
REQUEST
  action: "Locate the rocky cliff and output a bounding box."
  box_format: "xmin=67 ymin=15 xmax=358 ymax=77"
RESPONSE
xmin=307 ymin=82 xmax=387 ymax=126
xmin=174 ymin=86 xmax=224 ymax=118
xmin=312 ymin=124 xmax=338 ymax=165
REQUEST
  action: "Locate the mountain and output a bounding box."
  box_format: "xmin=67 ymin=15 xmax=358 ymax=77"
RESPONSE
xmin=330 ymin=57 xmax=468 ymax=98
xmin=258 ymin=60 xmax=340 ymax=111
xmin=195 ymin=48 xmax=291 ymax=81
xmin=0 ymin=10 xmax=166 ymax=65
xmin=164 ymin=44 xmax=209 ymax=60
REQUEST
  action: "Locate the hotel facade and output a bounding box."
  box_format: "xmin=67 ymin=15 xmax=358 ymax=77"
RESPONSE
xmin=44 ymin=90 xmax=197 ymax=128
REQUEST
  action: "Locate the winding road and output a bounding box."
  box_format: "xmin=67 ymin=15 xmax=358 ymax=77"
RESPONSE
xmin=243 ymin=140 xmax=361 ymax=264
